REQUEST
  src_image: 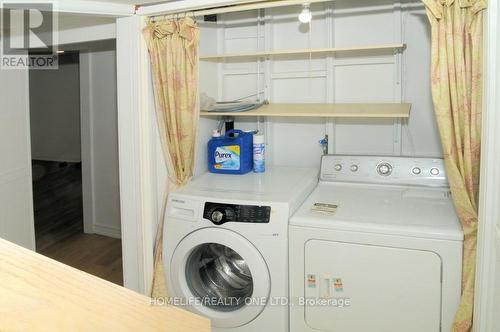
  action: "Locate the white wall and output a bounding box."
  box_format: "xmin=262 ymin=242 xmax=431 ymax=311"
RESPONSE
xmin=198 ymin=22 xmax=221 ymax=176
xmin=202 ymin=0 xmax=441 ymax=169
xmin=80 ymin=40 xmax=122 ymax=238
xmin=29 ymin=54 xmax=81 ymax=162
xmin=41 ymin=14 xmax=116 ymax=47
xmin=0 ymin=62 xmax=36 ymax=250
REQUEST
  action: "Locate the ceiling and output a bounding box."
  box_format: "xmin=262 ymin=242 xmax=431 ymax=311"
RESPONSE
xmin=83 ymin=0 xmax=174 ymax=4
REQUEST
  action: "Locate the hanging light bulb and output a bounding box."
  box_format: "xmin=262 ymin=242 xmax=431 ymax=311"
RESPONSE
xmin=298 ymin=3 xmax=312 ymax=23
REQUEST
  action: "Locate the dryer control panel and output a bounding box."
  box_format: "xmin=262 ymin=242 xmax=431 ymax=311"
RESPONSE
xmin=320 ymin=155 xmax=449 ymax=187
xmin=203 ymin=202 xmax=271 ymax=225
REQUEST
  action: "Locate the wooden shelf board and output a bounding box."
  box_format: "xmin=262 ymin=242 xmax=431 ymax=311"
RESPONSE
xmin=200 ymin=103 xmax=411 ymax=118
xmin=200 ymin=44 xmax=406 ymax=61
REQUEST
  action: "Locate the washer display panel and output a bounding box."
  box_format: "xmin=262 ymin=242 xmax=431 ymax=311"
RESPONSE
xmin=186 ymin=243 xmax=253 ymax=312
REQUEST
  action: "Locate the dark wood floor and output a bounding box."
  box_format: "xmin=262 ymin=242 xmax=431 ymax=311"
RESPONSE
xmin=32 ymin=160 xmax=84 ymax=251
xmin=40 ymin=233 xmax=124 ymax=285
xmin=32 ymin=160 xmax=123 ymax=285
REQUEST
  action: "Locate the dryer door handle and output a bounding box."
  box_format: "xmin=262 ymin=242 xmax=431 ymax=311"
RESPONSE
xmin=319 ymin=273 xmax=332 ymax=299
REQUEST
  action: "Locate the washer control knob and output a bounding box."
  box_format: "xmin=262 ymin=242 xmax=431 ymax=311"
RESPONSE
xmin=430 ymin=167 xmax=440 ymax=176
xmin=377 ymin=162 xmax=393 ymax=176
xmin=211 ymin=210 xmax=224 ymax=224
xmin=350 ymin=164 xmax=359 ymax=172
xmin=412 ymin=167 xmax=422 ymax=175
xmin=334 ymin=164 xmax=343 ymax=171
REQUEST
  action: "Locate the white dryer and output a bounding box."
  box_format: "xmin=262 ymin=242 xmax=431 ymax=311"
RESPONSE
xmin=289 ymin=155 xmax=463 ymax=332
xmin=164 ymin=167 xmax=317 ymax=332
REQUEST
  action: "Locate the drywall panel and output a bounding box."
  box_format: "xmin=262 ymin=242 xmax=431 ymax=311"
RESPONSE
xmin=199 ymin=22 xmax=220 ymax=99
xmin=0 ymin=176 xmax=35 ymax=249
xmin=334 ymin=0 xmax=395 ymax=47
xmin=272 ymin=54 xmax=326 ymax=75
xmin=223 ymin=10 xmax=260 ymax=40
xmin=33 ymin=14 xmax=116 ymax=47
xmin=198 ymin=23 xmax=222 ymax=177
xmin=334 ymin=62 xmax=395 ymax=154
xmin=271 ymin=77 xmax=327 ymax=167
xmin=90 ymin=45 xmax=121 ymax=237
xmin=81 ymin=41 xmax=122 ymax=238
xmin=334 ymin=119 xmax=395 ymax=155
xmin=270 ymin=117 xmax=326 ymax=168
xmin=334 ymin=63 xmax=395 ymax=102
xmin=197 ymin=24 xmax=221 ymax=175
xmin=270 ymin=3 xmax=329 ymax=50
xmin=223 ymin=73 xmax=265 ymax=101
xmin=270 ymin=4 xmax=328 ymax=74
xmin=0 ymin=63 xmax=35 ymax=250
xmin=402 ymin=8 xmax=442 ymax=157
xmin=273 ymin=77 xmax=327 ymax=102
xmin=29 ymin=55 xmax=81 ymax=162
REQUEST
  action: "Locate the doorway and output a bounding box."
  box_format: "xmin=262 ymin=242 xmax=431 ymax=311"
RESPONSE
xmin=29 ymin=43 xmax=123 ymax=285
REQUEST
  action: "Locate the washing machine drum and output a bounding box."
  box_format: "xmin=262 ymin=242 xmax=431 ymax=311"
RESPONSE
xmin=187 ymin=243 xmax=253 ymax=311
xmin=169 ymin=228 xmax=271 ymax=328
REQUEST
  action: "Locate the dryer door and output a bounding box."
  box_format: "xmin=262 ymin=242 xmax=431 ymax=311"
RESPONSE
xmin=170 ymin=228 xmax=271 ymax=328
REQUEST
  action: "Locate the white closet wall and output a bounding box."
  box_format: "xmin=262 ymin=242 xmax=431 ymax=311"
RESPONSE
xmin=80 ymin=41 xmax=122 ymax=238
xmin=30 ymin=57 xmax=81 ymax=163
xmin=197 ymin=23 xmax=221 ymax=176
xmin=0 ymin=63 xmax=35 ymax=250
xmin=198 ymin=0 xmax=442 ymax=168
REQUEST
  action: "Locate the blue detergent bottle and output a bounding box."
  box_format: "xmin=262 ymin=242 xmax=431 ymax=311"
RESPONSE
xmin=208 ymin=129 xmax=254 ymax=174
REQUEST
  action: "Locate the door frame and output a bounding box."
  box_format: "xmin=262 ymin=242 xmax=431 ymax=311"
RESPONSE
xmin=473 ymin=3 xmax=500 ymax=331
xmin=22 ymin=1 xmax=133 ymax=276
xmin=116 ymin=15 xmax=157 ymax=294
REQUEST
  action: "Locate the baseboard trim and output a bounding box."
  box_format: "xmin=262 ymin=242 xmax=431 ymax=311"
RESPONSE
xmin=93 ymin=223 xmax=122 ymax=239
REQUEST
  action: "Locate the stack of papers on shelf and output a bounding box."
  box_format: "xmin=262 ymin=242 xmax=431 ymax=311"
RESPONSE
xmin=204 ymin=101 xmax=265 ymax=113
xmin=200 ymin=93 xmax=266 ymax=113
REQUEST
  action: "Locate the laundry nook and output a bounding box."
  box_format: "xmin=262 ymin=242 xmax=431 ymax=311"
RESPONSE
xmin=0 ymin=0 xmax=498 ymax=332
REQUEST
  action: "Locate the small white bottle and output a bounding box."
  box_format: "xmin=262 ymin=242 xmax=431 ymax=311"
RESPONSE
xmin=253 ymin=134 xmax=265 ymax=173
xmin=212 ymin=129 xmax=221 ymax=137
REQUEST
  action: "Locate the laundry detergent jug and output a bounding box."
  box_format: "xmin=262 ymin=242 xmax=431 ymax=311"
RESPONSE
xmin=208 ymin=129 xmax=253 ymax=174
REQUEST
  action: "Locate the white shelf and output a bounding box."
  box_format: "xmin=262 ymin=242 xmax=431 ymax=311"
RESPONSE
xmin=200 ymin=103 xmax=411 ymax=118
xmin=200 ymin=44 xmax=406 ymax=61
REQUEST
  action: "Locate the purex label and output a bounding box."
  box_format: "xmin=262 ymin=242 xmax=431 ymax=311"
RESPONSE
xmin=214 ymin=145 xmax=240 ymax=170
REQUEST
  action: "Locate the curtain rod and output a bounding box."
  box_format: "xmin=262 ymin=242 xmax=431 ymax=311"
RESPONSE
xmin=147 ymin=0 xmax=333 ymax=21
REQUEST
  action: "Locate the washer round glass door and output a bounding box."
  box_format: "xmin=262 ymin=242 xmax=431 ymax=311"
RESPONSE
xmin=170 ymin=228 xmax=271 ymax=328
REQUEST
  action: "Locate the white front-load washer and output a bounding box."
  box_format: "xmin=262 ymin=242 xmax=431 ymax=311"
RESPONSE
xmin=164 ymin=167 xmax=318 ymax=332
xmin=289 ymin=155 xmax=463 ymax=332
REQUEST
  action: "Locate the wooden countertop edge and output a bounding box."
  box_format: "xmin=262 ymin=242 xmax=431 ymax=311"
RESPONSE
xmin=0 ymin=238 xmax=210 ymax=332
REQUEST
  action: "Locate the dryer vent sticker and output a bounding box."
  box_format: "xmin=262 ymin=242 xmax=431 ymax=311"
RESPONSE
xmin=333 ymin=278 xmax=344 ymax=292
xmin=307 ymin=274 xmax=317 ymax=288
xmin=311 ymin=202 xmax=338 ymax=215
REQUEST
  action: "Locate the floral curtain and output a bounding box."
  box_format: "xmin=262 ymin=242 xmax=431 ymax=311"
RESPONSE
xmin=422 ymin=0 xmax=486 ymax=330
xmin=143 ymin=17 xmax=200 ymax=297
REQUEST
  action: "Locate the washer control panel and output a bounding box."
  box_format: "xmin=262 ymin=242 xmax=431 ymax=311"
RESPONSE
xmin=320 ymin=155 xmax=448 ymax=187
xmin=203 ymin=202 xmax=271 ymax=225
